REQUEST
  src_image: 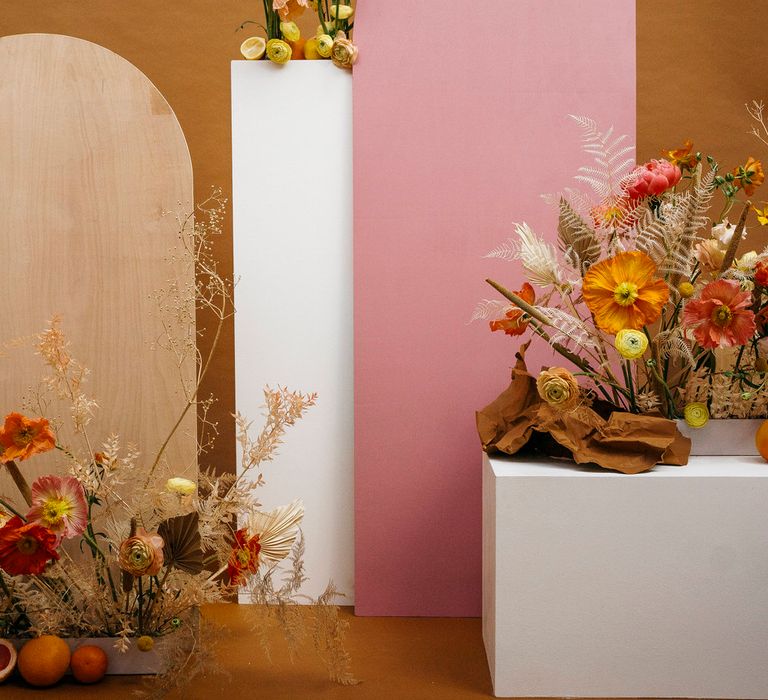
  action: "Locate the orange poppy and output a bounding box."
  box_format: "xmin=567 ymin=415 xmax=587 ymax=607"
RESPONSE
xmin=0 ymin=413 xmax=56 ymax=463
xmin=733 ymin=157 xmax=765 ymax=196
xmin=663 ymin=140 xmax=697 ymax=170
xmin=582 ymin=251 xmax=669 ymax=335
xmin=489 ymin=283 xmax=535 ymax=336
xmin=0 ymin=516 xmax=60 ymax=576
xmin=228 ymin=528 xmax=261 ymax=585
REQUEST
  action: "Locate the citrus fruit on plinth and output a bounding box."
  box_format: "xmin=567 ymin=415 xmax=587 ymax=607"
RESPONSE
xmin=240 ymin=36 xmax=267 ymax=60
xmin=0 ymin=639 xmax=17 ymax=683
xmin=17 ymin=635 xmax=70 ymax=687
xmin=71 ymin=644 xmax=108 ymax=684
xmin=756 ymin=419 xmax=768 ymax=460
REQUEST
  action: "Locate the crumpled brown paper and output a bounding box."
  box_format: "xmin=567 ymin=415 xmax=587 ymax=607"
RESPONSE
xmin=476 ymin=347 xmax=690 ymax=474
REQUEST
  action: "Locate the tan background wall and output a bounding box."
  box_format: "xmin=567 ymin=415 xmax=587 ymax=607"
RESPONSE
xmin=637 ymin=0 xmax=768 ymax=249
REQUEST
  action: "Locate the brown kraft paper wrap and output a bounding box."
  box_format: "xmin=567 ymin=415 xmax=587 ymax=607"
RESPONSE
xmin=477 ymin=347 xmax=691 ymax=474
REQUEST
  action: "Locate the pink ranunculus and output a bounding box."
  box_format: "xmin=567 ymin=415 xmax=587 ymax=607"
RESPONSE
xmin=626 ymin=159 xmax=682 ymax=199
xmin=683 ymin=279 xmax=756 ymax=349
xmin=26 ymin=474 xmax=88 ymax=541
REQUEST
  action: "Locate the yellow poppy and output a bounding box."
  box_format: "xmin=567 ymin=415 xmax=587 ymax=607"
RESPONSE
xmin=582 ymin=251 xmax=669 ymax=335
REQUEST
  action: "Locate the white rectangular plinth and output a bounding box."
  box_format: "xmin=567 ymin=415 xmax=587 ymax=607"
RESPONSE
xmin=483 ymin=453 xmax=768 ymax=698
xmin=232 ymin=62 xmax=354 ymax=602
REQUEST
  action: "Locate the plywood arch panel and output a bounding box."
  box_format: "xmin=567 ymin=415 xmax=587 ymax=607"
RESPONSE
xmin=0 ymin=33 xmax=195 ymax=487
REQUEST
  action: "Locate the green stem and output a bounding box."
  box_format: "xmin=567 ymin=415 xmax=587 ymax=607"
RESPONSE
xmin=623 ymin=360 xmax=637 ymax=412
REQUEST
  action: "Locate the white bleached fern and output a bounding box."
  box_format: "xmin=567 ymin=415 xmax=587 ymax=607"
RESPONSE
xmin=469 ymin=299 xmax=509 ymax=323
xmin=484 ymin=222 xmax=562 ymax=288
xmin=569 ymin=115 xmax=635 ymax=201
xmin=536 ymin=306 xmax=597 ymax=349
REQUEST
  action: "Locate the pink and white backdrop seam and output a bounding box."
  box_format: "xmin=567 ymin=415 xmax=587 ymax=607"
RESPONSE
xmin=353 ymin=0 xmax=636 ymax=616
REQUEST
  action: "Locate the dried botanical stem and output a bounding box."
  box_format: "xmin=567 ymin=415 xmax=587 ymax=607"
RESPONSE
xmin=719 ymin=201 xmax=751 ymax=275
xmin=5 ymin=461 xmax=31 ymax=507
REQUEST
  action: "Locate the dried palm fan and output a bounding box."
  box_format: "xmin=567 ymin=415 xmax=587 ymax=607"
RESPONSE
xmin=247 ymin=499 xmax=304 ymax=565
xmin=158 ymin=511 xmax=204 ymax=574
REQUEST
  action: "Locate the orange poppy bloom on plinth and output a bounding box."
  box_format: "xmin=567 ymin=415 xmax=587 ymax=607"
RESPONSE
xmin=582 ymin=251 xmax=669 ymax=335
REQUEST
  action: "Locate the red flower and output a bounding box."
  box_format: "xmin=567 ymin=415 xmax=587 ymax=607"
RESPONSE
xmin=626 ymin=159 xmax=682 ymax=200
xmin=0 ymin=516 xmax=60 ymax=576
xmin=227 ymin=528 xmax=261 ymax=585
xmin=755 ymin=261 xmax=768 ymax=287
xmin=683 ymin=279 xmax=756 ymax=350
xmin=489 ymin=283 xmax=536 ymax=336
xmin=0 ymin=413 xmax=56 ymax=463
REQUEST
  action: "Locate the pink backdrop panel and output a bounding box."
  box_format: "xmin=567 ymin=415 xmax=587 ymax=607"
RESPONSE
xmin=353 ymin=1 xmax=636 ymax=616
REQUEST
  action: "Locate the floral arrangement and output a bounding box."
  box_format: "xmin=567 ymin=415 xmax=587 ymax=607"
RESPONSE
xmin=239 ymin=0 xmax=357 ymax=68
xmin=0 ymin=192 xmax=353 ymax=691
xmin=476 ymin=115 xmax=768 ymax=471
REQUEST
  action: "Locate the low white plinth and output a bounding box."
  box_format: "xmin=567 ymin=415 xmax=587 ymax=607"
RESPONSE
xmin=483 ymin=453 xmax=768 ymax=698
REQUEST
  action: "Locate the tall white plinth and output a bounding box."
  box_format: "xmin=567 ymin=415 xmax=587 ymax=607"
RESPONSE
xmin=483 ymin=453 xmax=768 ymax=698
xmin=232 ymin=61 xmax=353 ymax=602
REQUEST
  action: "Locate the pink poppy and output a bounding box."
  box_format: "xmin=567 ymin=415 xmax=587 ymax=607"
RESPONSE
xmin=26 ymin=475 xmax=88 ymax=541
xmin=683 ymin=279 xmax=756 ymax=349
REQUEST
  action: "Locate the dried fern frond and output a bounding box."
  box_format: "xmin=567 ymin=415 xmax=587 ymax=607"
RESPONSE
xmin=556 ymin=198 xmax=601 ymax=275
xmin=656 ymin=327 xmax=695 ymax=368
xmin=569 ymin=115 xmax=635 ymax=200
xmin=483 ymin=238 xmax=518 ymax=262
xmin=634 ymin=198 xmax=693 ymax=277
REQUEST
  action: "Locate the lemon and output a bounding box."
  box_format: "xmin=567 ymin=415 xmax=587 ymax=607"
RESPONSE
xmin=240 ymin=36 xmax=266 ymax=61
xmin=304 ymin=37 xmax=321 ymax=60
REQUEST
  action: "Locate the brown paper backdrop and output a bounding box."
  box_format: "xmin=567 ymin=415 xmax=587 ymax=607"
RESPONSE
xmin=637 ymin=0 xmax=768 ymax=249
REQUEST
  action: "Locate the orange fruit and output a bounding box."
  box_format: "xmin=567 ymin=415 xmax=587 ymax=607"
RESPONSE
xmin=71 ymin=644 xmax=108 ymax=684
xmin=289 ymin=38 xmax=307 ymax=60
xmin=756 ymin=419 xmax=768 ymax=460
xmin=0 ymin=639 xmax=17 ymax=683
xmin=17 ymin=635 xmax=70 ymax=687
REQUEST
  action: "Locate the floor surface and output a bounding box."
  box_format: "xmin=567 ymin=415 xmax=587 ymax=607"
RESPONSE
xmin=1 ymin=605 xmax=684 ymax=699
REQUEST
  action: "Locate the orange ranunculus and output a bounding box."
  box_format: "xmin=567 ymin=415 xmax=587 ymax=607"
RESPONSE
xmin=273 ymin=0 xmax=307 ymax=20
xmin=489 ymin=283 xmax=535 ymax=336
xmin=0 ymin=413 xmax=56 ymax=463
xmin=733 ymin=157 xmax=765 ymax=196
xmin=663 ymin=140 xmax=697 ymax=170
xmin=582 ymin=251 xmax=669 ymax=335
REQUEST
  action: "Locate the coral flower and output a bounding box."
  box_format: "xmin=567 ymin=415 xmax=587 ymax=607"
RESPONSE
xmin=756 ymin=261 xmax=768 ymax=287
xmin=119 ymin=528 xmax=165 ymax=577
xmin=626 ymin=159 xmax=682 ymax=199
xmin=272 ymin=0 xmax=307 ymax=20
xmin=663 ymin=140 xmax=697 ymax=170
xmin=0 ymin=516 xmax=60 ymax=576
xmin=489 ymin=283 xmax=535 ymax=336
xmin=683 ymin=279 xmax=756 ymax=349
xmin=0 ymin=413 xmax=56 ymax=463
xmin=228 ymin=528 xmax=261 ymax=585
xmin=733 ymin=157 xmax=764 ymax=196
xmin=26 ymin=475 xmax=88 ymax=541
xmin=582 ymin=251 xmax=669 ymax=335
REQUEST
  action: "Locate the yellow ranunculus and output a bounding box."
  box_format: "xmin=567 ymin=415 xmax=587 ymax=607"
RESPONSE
xmin=683 ymin=402 xmax=709 ymax=429
xmin=316 ymin=34 xmax=334 ymax=57
xmin=614 ymin=329 xmax=648 ymax=360
xmin=329 ymin=4 xmax=354 ymax=19
xmin=165 ymin=477 xmax=196 ymax=496
xmin=266 ymin=39 xmax=292 ymax=64
xmin=280 ymin=21 xmax=301 ymax=42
